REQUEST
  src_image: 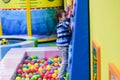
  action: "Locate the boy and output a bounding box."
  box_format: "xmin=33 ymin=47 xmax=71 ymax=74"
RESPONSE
xmin=55 ymin=10 xmax=72 ymax=80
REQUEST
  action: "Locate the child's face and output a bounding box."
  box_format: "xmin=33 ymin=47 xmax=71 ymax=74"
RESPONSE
xmin=59 ymin=12 xmax=66 ymax=22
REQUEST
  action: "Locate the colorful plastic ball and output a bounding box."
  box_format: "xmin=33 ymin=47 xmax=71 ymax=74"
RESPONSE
xmin=32 ymin=59 xmax=37 ymax=63
xmin=1 ymin=38 xmax=8 ymax=45
xmin=43 ymin=57 xmax=48 ymax=61
xmin=32 ymin=75 xmax=37 ymax=80
xmin=30 ymin=61 xmax=35 ymax=65
xmin=38 ymin=78 xmax=42 ymax=80
xmin=22 ymin=73 xmax=26 ymax=78
xmin=52 ymin=73 xmax=57 ymax=78
xmin=16 ymin=77 xmax=21 ymax=80
xmin=41 ymin=60 xmax=45 ymax=64
xmin=34 ymin=56 xmax=39 ymax=59
xmin=55 ymin=55 xmax=59 ymax=58
xmin=27 ymin=57 xmax=32 ymax=60
xmin=23 ymin=65 xmax=28 ymax=68
xmin=48 ymin=60 xmax=53 ymax=65
xmin=24 ymin=60 xmax=29 ymax=64
xmin=54 ymin=70 xmax=58 ymax=73
xmin=21 ymin=78 xmax=25 ymax=80
xmin=23 ymin=68 xmax=28 ymax=72
xmin=17 ymin=74 xmax=21 ymax=77
xmin=30 ymin=56 xmax=34 ymax=60
xmin=46 ymin=65 xmax=51 ymax=71
xmin=36 ymin=74 xmax=41 ymax=78
xmin=38 ymin=67 xmax=43 ymax=72
xmin=37 ymin=60 xmax=41 ymax=63
xmin=17 ymin=69 xmax=22 ymax=74
xmin=25 ymin=77 xmax=30 ymax=80
xmin=34 ymin=63 xmax=39 ymax=67
xmin=54 ymin=58 xmax=58 ymax=62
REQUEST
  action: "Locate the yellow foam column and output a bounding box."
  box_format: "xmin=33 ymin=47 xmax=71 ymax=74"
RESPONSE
xmin=0 ymin=23 xmax=2 ymax=36
xmin=26 ymin=0 xmax=32 ymax=36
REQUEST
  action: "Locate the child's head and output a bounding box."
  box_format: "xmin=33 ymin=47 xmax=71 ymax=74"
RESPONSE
xmin=55 ymin=10 xmax=66 ymax=22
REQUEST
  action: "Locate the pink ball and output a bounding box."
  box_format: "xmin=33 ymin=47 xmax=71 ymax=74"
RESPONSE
xmin=17 ymin=69 xmax=22 ymax=74
xmin=43 ymin=57 xmax=48 ymax=61
xmin=44 ymin=61 xmax=48 ymax=66
xmin=38 ymin=78 xmax=42 ymax=80
xmin=50 ymin=70 xmax=54 ymax=74
xmin=29 ymin=73 xmax=33 ymax=78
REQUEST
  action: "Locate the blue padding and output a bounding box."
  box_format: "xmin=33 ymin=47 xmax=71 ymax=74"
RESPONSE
xmin=0 ymin=45 xmax=21 ymax=59
xmin=70 ymin=0 xmax=90 ymax=80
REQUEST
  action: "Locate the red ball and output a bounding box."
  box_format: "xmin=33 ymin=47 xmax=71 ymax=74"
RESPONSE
xmin=48 ymin=74 xmax=52 ymax=78
xmin=22 ymin=73 xmax=26 ymax=78
xmin=37 ymin=60 xmax=41 ymax=63
xmin=51 ymin=78 xmax=55 ymax=80
xmin=43 ymin=57 xmax=48 ymax=61
xmin=55 ymin=55 xmax=59 ymax=58
xmin=39 ymin=72 xmax=44 ymax=78
xmin=24 ymin=60 xmax=29 ymax=64
xmin=30 ymin=61 xmax=34 ymax=65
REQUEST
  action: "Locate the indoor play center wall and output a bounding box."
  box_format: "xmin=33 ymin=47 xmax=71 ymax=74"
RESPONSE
xmin=0 ymin=0 xmax=63 ymax=37
xmin=90 ymin=0 xmax=120 ymax=80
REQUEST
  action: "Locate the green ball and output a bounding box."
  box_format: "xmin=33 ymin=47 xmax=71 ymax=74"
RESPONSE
xmin=17 ymin=74 xmax=21 ymax=77
xmin=21 ymin=78 xmax=25 ymax=80
xmin=34 ymin=56 xmax=39 ymax=59
xmin=37 ymin=74 xmax=41 ymax=78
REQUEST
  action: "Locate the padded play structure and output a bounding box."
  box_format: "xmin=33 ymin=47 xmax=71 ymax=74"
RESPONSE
xmin=1 ymin=0 xmax=120 ymax=80
xmin=0 ymin=36 xmax=37 ymax=60
xmin=0 ymin=0 xmax=63 ymax=42
xmin=0 ymin=0 xmax=90 ymax=80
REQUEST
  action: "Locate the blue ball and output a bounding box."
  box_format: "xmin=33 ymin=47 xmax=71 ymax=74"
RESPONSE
xmin=27 ymin=57 xmax=32 ymax=60
xmin=23 ymin=65 xmax=28 ymax=68
xmin=32 ymin=59 xmax=37 ymax=63
xmin=48 ymin=60 xmax=53 ymax=65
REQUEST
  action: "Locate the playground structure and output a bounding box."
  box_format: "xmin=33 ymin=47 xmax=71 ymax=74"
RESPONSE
xmin=0 ymin=36 xmax=37 ymax=60
xmin=0 ymin=47 xmax=61 ymax=80
xmin=0 ymin=0 xmax=63 ymax=42
xmin=0 ymin=0 xmax=120 ymax=80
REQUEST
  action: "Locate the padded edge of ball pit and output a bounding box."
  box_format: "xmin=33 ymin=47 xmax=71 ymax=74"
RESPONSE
xmin=0 ymin=47 xmax=60 ymax=80
xmin=0 ymin=36 xmax=38 ymax=60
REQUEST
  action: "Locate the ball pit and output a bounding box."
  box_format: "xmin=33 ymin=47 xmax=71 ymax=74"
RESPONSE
xmin=15 ymin=55 xmax=62 ymax=80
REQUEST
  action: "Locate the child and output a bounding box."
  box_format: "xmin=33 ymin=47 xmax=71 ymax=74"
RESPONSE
xmin=55 ymin=10 xmax=72 ymax=80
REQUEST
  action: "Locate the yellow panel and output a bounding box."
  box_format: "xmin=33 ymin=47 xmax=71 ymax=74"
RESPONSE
xmin=0 ymin=23 xmax=2 ymax=36
xmin=0 ymin=0 xmax=63 ymax=9
xmin=26 ymin=0 xmax=32 ymax=36
xmin=90 ymin=0 xmax=120 ymax=80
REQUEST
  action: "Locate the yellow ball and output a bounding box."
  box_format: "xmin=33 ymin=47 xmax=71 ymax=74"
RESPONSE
xmin=34 ymin=63 xmax=39 ymax=67
xmin=23 ymin=68 xmax=28 ymax=72
xmin=46 ymin=65 xmax=51 ymax=71
xmin=1 ymin=38 xmax=8 ymax=45
xmin=25 ymin=77 xmax=30 ymax=80
xmin=28 ymin=63 xmax=32 ymax=68
xmin=54 ymin=70 xmax=58 ymax=73
xmin=54 ymin=58 xmax=58 ymax=62
xmin=32 ymin=75 xmax=37 ymax=79
xmin=38 ymin=67 xmax=43 ymax=72
xmin=52 ymin=73 xmax=57 ymax=78
xmin=16 ymin=77 xmax=21 ymax=80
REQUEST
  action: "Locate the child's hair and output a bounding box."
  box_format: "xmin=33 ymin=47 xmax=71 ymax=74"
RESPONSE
xmin=55 ymin=10 xmax=66 ymax=22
